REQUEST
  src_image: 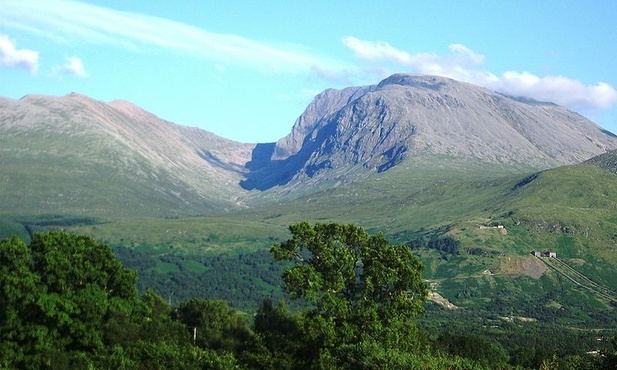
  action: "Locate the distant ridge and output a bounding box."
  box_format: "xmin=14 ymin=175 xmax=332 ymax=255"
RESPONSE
xmin=0 ymin=93 xmax=254 ymax=217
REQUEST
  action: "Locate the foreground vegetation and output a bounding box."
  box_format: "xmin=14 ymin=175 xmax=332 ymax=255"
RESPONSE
xmin=2 ymin=227 xmax=616 ymax=369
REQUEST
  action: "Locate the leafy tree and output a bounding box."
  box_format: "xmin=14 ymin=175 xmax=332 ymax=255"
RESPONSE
xmin=104 ymin=290 xmax=188 ymax=350
xmin=0 ymin=232 xmax=141 ymax=368
xmin=0 ymin=231 xmax=250 ymax=368
xmin=28 ymin=231 xmax=139 ymax=355
xmin=435 ymin=332 xmax=509 ymax=367
xmin=601 ymin=336 xmax=617 ymax=370
xmin=0 ymin=236 xmax=43 ymax=367
xmin=271 ymin=222 xmax=428 ymax=367
xmin=176 ymin=298 xmax=251 ymax=352
xmin=243 ymin=300 xmax=307 ymax=369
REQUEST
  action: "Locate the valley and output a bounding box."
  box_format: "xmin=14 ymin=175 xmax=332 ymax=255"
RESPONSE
xmin=1 ymin=74 xmax=617 ymax=367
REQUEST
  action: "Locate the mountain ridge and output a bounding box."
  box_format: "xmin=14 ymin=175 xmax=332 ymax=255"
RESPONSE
xmin=585 ymin=149 xmax=617 ymax=174
xmin=2 ymin=74 xmax=617 ymax=214
xmin=0 ymin=93 xmax=254 ymax=216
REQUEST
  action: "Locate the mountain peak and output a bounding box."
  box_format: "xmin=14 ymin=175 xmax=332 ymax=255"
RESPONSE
xmin=242 ymin=73 xmax=617 ymax=190
xmin=108 ymin=99 xmax=159 ymax=122
xmin=376 ymin=73 xmax=455 ymax=91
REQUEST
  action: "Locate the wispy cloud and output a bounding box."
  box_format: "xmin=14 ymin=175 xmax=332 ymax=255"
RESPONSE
xmin=0 ymin=35 xmax=39 ymax=73
xmin=53 ymin=56 xmax=88 ymax=78
xmin=2 ymin=0 xmax=350 ymax=77
xmin=342 ymin=36 xmax=617 ymax=112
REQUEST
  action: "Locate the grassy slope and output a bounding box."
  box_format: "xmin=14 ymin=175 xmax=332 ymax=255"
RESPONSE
xmin=4 ymin=156 xmax=616 ymax=323
xmin=416 ymin=163 xmax=617 ymax=325
xmin=0 ymin=125 xmax=216 ymax=218
xmin=62 ymin=156 xmax=527 ymax=248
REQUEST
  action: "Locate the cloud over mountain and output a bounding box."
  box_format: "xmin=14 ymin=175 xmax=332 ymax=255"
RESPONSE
xmin=54 ymin=56 xmax=88 ymax=78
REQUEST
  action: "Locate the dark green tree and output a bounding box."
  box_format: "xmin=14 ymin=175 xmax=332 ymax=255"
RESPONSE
xmin=0 ymin=231 xmax=247 ymax=369
xmin=435 ymin=332 xmax=509 ymax=367
xmin=176 ymin=298 xmax=251 ymax=352
xmin=601 ymin=336 xmax=617 ymax=370
xmin=0 ymin=231 xmax=140 ymax=368
xmin=29 ymin=231 xmax=139 ymax=354
xmin=271 ymin=222 xmax=428 ymax=368
xmin=0 ymin=236 xmax=43 ymax=367
xmin=243 ymin=300 xmax=307 ymax=369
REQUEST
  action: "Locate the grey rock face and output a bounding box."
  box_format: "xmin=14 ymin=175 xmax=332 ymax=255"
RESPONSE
xmin=585 ymin=149 xmax=617 ymax=174
xmin=241 ymin=74 xmax=617 ymax=190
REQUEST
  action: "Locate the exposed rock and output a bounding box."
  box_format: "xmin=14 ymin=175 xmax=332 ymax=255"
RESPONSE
xmin=242 ymin=74 xmax=617 ymax=190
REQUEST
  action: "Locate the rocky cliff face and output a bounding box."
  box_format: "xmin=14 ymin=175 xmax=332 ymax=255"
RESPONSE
xmin=272 ymin=85 xmax=374 ymax=160
xmin=241 ymin=74 xmax=617 ymax=190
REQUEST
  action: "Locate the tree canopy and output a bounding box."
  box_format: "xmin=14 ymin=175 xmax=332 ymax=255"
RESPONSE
xmin=271 ymin=222 xmax=429 ymax=367
xmin=1 ymin=227 xmax=612 ymax=369
xmin=0 ymin=231 xmax=239 ymax=369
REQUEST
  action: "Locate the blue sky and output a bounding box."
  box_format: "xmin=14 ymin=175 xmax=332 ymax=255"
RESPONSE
xmin=1 ymin=0 xmax=616 ymax=143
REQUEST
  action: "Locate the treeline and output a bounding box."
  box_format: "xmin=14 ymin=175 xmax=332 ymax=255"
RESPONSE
xmin=421 ymin=304 xmax=617 ymax=369
xmin=407 ymin=234 xmax=461 ymax=257
xmin=2 ymin=228 xmax=616 ymax=369
xmin=113 ymin=246 xmax=287 ymax=311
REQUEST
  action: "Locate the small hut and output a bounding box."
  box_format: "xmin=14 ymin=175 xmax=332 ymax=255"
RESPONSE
xmin=543 ymin=250 xmax=557 ymax=258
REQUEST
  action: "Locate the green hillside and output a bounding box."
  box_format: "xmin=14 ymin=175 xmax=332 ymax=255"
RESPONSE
xmin=2 ymin=147 xmax=615 ymax=326
xmin=15 ymin=156 xmax=607 ymax=328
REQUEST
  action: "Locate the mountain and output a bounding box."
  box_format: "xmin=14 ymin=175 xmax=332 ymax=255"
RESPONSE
xmin=2 ymin=75 xmax=617 ymax=324
xmin=242 ymin=74 xmax=617 ymax=190
xmin=2 ymin=74 xmax=617 ymax=215
xmin=0 ymin=93 xmax=254 ymax=217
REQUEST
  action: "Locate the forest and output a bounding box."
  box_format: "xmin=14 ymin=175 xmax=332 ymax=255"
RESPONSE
xmin=1 ymin=223 xmax=616 ymax=369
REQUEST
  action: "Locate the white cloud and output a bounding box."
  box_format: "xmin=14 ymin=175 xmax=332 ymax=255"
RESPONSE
xmin=448 ymin=44 xmax=484 ymax=65
xmin=341 ymin=36 xmax=415 ymax=64
xmin=487 ymin=72 xmax=617 ymax=111
xmin=2 ymin=0 xmax=350 ymax=77
xmin=342 ymin=36 xmax=617 ymax=112
xmin=0 ymin=34 xmax=39 ymax=73
xmin=54 ymin=56 xmax=88 ymax=78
